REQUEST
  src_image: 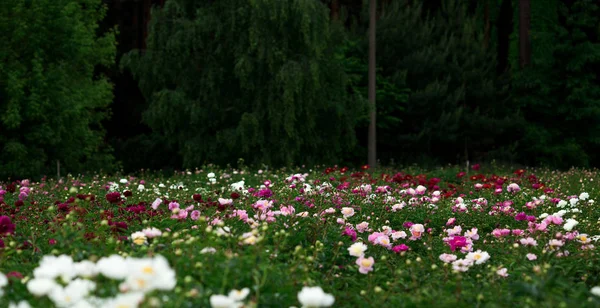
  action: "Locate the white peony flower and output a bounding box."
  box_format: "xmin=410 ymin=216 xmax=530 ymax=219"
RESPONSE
xmin=228 ymin=288 xmax=250 ymax=302
xmin=33 ymin=255 xmax=77 ymax=283
xmin=297 ymin=286 xmax=335 ymax=308
xmin=74 ymin=261 xmax=98 ymax=278
xmin=101 ymin=292 xmax=145 ymax=308
xmin=563 ymin=218 xmax=579 ymax=231
xmin=96 ymin=255 xmax=129 ymax=280
xmin=591 ymin=286 xmax=600 ymax=297
xmin=27 ymin=278 xmax=59 ymax=297
xmin=579 ymin=192 xmax=589 ymax=200
xmin=122 ymin=255 xmax=176 ymax=292
xmin=9 ymin=301 xmax=32 ymax=308
xmin=347 ymin=242 xmax=368 ymax=257
xmin=210 ymin=294 xmax=241 ymax=308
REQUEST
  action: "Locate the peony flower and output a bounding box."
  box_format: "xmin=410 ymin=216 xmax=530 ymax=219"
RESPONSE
xmin=452 ymin=259 xmax=473 ymax=272
xmin=151 ymin=198 xmax=162 ymax=210
xmin=228 ymin=288 xmax=250 ymax=302
xmin=142 ymin=227 xmax=162 ymax=238
xmin=26 ymin=278 xmax=59 ymax=296
xmin=591 ymin=286 xmax=600 ymax=297
xmin=218 ymin=198 xmax=233 ymax=206
xmin=297 ymin=286 xmax=335 ymax=308
xmin=8 ymin=301 xmax=31 ymax=308
xmin=341 ymin=207 xmax=355 ymax=218
xmin=347 ymin=242 xmax=368 ymax=257
xmin=507 ymin=183 xmax=520 ymax=193
xmin=409 ymin=224 xmax=425 ymax=239
xmin=356 ymin=222 xmax=369 ymax=233
xmin=356 ymin=256 xmax=375 ymax=274
xmin=579 ymin=192 xmax=589 ymax=200
xmin=526 ymin=253 xmax=537 ymax=261
xmin=465 ymin=250 xmax=490 ymax=265
xmin=520 ymin=237 xmax=538 ymax=246
xmin=0 ymin=272 xmax=6 ymax=297
xmin=342 ymin=227 xmax=357 ymax=242
xmin=190 ymin=210 xmax=201 ymax=221
xmin=391 ymin=231 xmax=407 ymax=240
xmin=563 ymin=218 xmax=579 ymax=231
xmin=74 ymin=261 xmax=98 ymax=278
xmin=210 ymin=295 xmax=239 ymax=308
xmin=496 ymin=268 xmax=509 ymax=277
xmin=102 ymin=292 xmax=145 ymax=308
xmin=439 ymin=253 xmax=458 ymax=263
xmin=96 ymin=255 xmax=129 ymax=280
xmin=392 ymin=244 xmax=409 ymax=253
xmin=131 ymin=232 xmax=147 ymax=245
xmin=0 ymin=216 xmax=16 ymax=235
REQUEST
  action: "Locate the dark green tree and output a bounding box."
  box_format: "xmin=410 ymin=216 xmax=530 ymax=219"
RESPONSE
xmin=514 ymin=0 xmax=600 ymax=168
xmin=0 ymin=0 xmax=117 ymax=179
xmin=122 ymin=0 xmax=365 ymax=168
xmin=375 ymin=0 xmax=518 ymax=165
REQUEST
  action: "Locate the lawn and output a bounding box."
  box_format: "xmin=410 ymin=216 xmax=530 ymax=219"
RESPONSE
xmin=1 ymin=165 xmax=600 ymax=307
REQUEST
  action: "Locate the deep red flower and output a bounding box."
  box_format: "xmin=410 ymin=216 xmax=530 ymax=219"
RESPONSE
xmin=105 ymin=192 xmax=121 ymax=204
xmin=123 ymin=190 xmax=133 ymax=197
xmin=472 ymin=164 xmax=481 ymax=171
xmin=193 ymin=194 xmax=203 ymax=202
xmin=49 ymin=238 xmax=57 ymax=245
xmin=0 ymin=239 xmax=4 ymax=248
xmin=230 ymin=192 xmax=240 ymax=199
xmin=0 ymin=216 xmax=16 ymax=235
xmin=456 ymin=172 xmax=466 ymax=178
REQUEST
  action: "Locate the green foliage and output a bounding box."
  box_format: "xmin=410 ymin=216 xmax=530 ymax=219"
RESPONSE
xmin=375 ymin=0 xmax=519 ymax=165
xmin=0 ymin=0 xmax=117 ymax=179
xmin=514 ymin=0 xmax=600 ymax=168
xmin=122 ymin=0 xmax=366 ymax=168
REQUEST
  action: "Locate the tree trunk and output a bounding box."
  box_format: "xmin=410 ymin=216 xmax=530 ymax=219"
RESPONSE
xmin=519 ymin=0 xmax=531 ymax=68
xmin=368 ymin=0 xmax=377 ymax=170
xmin=484 ymin=0 xmax=491 ymax=49
xmin=497 ymin=0 xmax=513 ymax=74
xmin=330 ymin=0 xmax=340 ymax=21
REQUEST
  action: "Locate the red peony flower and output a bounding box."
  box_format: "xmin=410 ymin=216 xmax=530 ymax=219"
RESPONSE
xmin=105 ymin=192 xmax=122 ymax=204
xmin=0 ymin=216 xmax=16 ymax=236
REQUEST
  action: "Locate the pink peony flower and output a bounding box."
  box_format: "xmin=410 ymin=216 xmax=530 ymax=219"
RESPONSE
xmin=356 ymin=256 xmax=374 ymax=274
xmin=439 ymin=253 xmax=458 ymax=263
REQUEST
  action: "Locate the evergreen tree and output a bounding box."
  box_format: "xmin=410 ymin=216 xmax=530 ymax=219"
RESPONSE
xmin=514 ymin=0 xmax=600 ymax=167
xmin=375 ymin=0 xmax=518 ymax=165
xmin=122 ymin=0 xmax=365 ymax=168
xmin=0 ymin=0 xmax=117 ymax=179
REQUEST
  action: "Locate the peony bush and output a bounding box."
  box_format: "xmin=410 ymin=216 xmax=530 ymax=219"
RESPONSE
xmin=1 ymin=165 xmax=600 ymax=307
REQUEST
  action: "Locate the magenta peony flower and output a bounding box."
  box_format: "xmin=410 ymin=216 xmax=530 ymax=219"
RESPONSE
xmin=392 ymin=244 xmax=410 ymax=253
xmin=0 ymin=216 xmax=16 ymax=236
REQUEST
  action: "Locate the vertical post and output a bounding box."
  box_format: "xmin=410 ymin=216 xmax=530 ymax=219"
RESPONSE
xmin=519 ymin=0 xmax=531 ymax=68
xmin=57 ymin=160 xmax=60 ymax=179
xmin=368 ymin=0 xmax=377 ymax=170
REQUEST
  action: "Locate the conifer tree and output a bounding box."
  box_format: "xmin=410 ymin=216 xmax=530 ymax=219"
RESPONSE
xmin=0 ymin=0 xmax=117 ymax=179
xmin=122 ymin=0 xmax=365 ymax=168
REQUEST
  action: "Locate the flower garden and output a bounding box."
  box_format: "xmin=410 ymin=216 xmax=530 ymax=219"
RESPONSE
xmin=1 ymin=165 xmax=600 ymax=307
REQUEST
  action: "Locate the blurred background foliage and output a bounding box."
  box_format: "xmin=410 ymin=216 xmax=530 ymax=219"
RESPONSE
xmin=1 ymin=0 xmax=599 ymax=179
